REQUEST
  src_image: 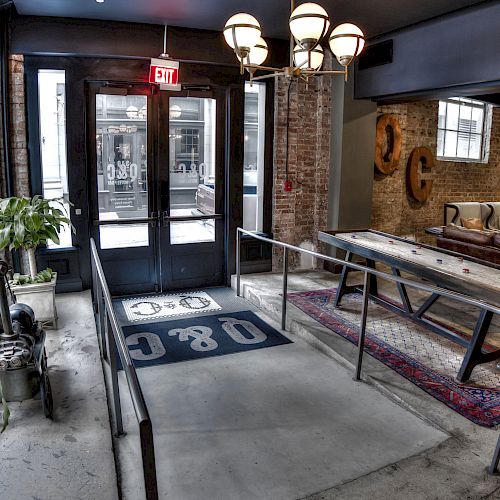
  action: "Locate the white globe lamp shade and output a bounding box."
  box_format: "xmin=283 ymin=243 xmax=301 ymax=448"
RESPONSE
xmin=126 ymin=105 xmax=138 ymax=119
xmin=169 ymin=104 xmax=182 ymax=119
xmin=293 ymin=44 xmax=324 ymax=70
xmin=289 ymin=3 xmax=330 ymax=48
xmin=224 ymin=13 xmax=261 ymax=57
xmin=237 ymin=37 xmax=268 ymax=66
xmin=329 ymin=23 xmax=365 ymax=66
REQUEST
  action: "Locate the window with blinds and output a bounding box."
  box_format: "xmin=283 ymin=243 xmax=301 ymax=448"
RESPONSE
xmin=437 ymin=97 xmax=492 ymax=162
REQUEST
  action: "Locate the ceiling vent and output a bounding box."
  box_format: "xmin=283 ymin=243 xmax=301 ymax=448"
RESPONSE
xmin=358 ymin=40 xmax=393 ymax=71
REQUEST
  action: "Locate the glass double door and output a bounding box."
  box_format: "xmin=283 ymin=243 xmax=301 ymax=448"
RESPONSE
xmin=89 ymin=84 xmax=225 ymax=295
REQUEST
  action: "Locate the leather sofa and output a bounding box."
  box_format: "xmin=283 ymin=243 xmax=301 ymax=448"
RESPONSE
xmin=437 ymin=225 xmax=500 ymax=265
xmin=445 ymin=202 xmax=500 ymax=229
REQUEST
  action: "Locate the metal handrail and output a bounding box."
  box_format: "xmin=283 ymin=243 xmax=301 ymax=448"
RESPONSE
xmin=236 ymin=228 xmax=500 ymax=474
xmin=236 ymin=228 xmax=500 ymax=317
xmin=90 ymin=238 xmax=158 ymax=500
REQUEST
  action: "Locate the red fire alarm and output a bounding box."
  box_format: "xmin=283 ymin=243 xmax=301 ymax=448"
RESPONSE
xmin=284 ymin=179 xmax=293 ymax=192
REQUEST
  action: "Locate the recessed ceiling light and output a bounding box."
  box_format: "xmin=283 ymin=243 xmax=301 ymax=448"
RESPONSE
xmin=96 ymin=0 xmax=104 ymax=3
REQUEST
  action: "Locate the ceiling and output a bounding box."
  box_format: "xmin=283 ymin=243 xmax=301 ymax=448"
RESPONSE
xmin=12 ymin=0 xmax=488 ymax=39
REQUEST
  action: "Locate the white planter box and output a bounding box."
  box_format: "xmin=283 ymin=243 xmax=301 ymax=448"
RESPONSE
xmin=10 ymin=274 xmax=58 ymax=329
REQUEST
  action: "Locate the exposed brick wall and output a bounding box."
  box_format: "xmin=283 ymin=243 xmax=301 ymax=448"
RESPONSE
xmin=0 ymin=68 xmax=5 ymax=199
xmin=371 ymin=101 xmax=500 ymax=242
xmin=272 ymin=55 xmax=332 ymax=270
xmin=9 ymin=54 xmax=30 ymax=197
xmin=2 ymin=54 xmax=31 ymax=272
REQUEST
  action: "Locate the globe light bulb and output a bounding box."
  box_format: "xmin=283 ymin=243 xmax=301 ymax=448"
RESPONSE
xmin=293 ymin=44 xmax=324 ymax=70
xmin=224 ymin=13 xmax=262 ymax=57
xmin=329 ymin=23 xmax=365 ymax=67
xmin=237 ymin=37 xmax=268 ymax=66
xmin=289 ymin=3 xmax=330 ymax=49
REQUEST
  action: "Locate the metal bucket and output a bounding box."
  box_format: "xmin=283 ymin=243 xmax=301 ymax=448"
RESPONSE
xmin=0 ymin=364 xmax=39 ymax=401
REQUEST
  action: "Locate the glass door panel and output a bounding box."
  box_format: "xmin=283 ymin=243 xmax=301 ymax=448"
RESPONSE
xmin=96 ymin=94 xmax=150 ymax=249
xmin=159 ymin=91 xmax=225 ymax=290
xmin=169 ymin=96 xmax=217 ymax=244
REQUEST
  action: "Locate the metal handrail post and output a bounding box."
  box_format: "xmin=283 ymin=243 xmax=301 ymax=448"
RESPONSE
xmin=106 ymin=308 xmax=124 ymax=437
xmin=282 ymin=247 xmax=288 ymax=331
xmin=99 ymin=284 xmax=108 ymax=361
xmin=489 ymin=434 xmax=500 ymax=474
xmin=355 ymin=271 xmax=370 ymax=381
xmin=140 ymin=420 xmax=159 ymax=500
xmin=236 ymin=228 xmax=241 ymax=297
xmin=90 ymin=238 xmax=158 ymax=496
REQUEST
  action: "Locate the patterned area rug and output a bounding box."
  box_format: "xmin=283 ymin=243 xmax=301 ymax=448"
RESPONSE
xmin=120 ymin=291 xmax=221 ymax=322
xmin=287 ymin=288 xmax=500 ymax=427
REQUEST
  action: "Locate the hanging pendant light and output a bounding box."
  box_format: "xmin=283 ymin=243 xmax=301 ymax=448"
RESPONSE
xmin=223 ymin=2 xmax=365 ymax=83
xmin=289 ymin=2 xmax=330 ymax=50
xmin=223 ymin=13 xmax=262 ymax=60
xmin=329 ymin=23 xmax=365 ymax=67
xmin=237 ymin=37 xmax=269 ymax=66
xmin=293 ymin=44 xmax=324 ymax=71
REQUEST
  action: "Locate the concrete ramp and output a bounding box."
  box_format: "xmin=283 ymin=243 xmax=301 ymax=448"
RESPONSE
xmin=115 ymin=300 xmax=447 ymax=500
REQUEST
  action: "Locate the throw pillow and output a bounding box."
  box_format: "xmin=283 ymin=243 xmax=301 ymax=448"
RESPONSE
xmin=461 ymin=217 xmax=484 ymax=230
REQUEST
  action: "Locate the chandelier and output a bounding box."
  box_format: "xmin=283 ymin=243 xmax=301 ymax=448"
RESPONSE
xmin=223 ymin=1 xmax=365 ymax=83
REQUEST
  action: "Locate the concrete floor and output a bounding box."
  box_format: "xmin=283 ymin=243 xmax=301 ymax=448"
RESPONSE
xmin=114 ymin=289 xmax=448 ymax=500
xmin=0 ymin=291 xmax=118 ymax=500
xmin=234 ymin=270 xmax=500 ymax=500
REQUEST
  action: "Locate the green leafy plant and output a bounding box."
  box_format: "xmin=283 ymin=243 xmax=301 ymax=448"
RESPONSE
xmin=11 ymin=268 xmax=55 ymax=286
xmin=0 ymin=379 xmax=9 ymax=433
xmin=0 ymin=196 xmax=74 ymax=280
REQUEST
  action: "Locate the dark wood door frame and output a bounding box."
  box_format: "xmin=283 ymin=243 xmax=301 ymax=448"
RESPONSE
xmin=24 ymin=55 xmax=248 ymax=292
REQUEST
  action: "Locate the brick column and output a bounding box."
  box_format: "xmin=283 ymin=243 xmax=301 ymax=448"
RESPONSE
xmin=272 ymin=54 xmax=332 ymax=270
xmin=9 ymin=54 xmax=30 ymax=197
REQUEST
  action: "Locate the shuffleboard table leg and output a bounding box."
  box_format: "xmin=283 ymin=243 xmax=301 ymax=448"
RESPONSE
xmin=392 ymin=268 xmax=413 ymax=313
xmin=334 ymin=251 xmax=353 ymax=307
xmin=489 ymin=434 xmax=500 ymax=474
xmin=457 ymin=309 xmax=494 ymax=383
xmin=355 ymin=271 xmax=370 ymax=381
xmin=414 ymin=292 xmax=440 ymax=319
xmin=366 ymin=259 xmax=378 ymax=297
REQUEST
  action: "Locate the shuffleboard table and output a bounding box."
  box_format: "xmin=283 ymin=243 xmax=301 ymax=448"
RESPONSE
xmin=319 ymin=229 xmax=500 ymax=382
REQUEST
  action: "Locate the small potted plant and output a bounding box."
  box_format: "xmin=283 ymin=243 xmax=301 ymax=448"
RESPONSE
xmin=0 ymin=196 xmax=73 ymax=328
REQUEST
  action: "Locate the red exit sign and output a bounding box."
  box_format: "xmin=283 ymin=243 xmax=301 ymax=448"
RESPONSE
xmin=149 ymin=58 xmax=181 ymax=91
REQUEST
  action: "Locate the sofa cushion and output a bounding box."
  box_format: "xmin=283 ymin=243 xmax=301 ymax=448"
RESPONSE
xmin=494 ymin=233 xmax=500 ymax=249
xmin=438 ymin=238 xmax=500 ymax=266
xmin=461 ymin=217 xmax=484 ymax=230
xmin=443 ymin=226 xmax=493 ymax=246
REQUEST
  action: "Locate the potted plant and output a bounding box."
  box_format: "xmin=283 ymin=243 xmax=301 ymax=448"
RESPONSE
xmin=0 ymin=196 xmax=73 ymax=328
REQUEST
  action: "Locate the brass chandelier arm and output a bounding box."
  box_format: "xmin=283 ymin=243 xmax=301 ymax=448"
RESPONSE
xmin=248 ymin=71 xmax=287 ymax=82
xmin=244 ymin=64 xmax=285 ymax=72
xmin=303 ymin=69 xmax=347 ymax=75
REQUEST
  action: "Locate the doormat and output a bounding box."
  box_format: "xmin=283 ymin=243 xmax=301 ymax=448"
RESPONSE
xmin=121 ymin=310 xmax=292 ymax=368
xmin=287 ymin=288 xmax=500 ymax=427
xmin=120 ymin=291 xmax=221 ymax=322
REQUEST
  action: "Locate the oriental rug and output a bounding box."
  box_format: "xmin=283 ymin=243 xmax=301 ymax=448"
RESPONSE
xmin=287 ymin=288 xmax=500 ymax=427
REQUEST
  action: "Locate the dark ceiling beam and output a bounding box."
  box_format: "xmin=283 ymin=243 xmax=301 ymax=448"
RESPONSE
xmin=355 ymin=1 xmax=500 ymax=103
xmin=10 ymin=15 xmax=289 ymax=69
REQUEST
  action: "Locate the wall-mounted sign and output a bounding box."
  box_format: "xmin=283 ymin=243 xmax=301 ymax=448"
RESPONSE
xmin=375 ymin=114 xmax=402 ymax=175
xmin=407 ymin=146 xmax=434 ymax=202
xmin=149 ymin=58 xmax=181 ymax=91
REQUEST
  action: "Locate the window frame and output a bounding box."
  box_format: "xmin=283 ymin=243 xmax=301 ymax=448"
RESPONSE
xmin=437 ymin=97 xmax=492 ymax=163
